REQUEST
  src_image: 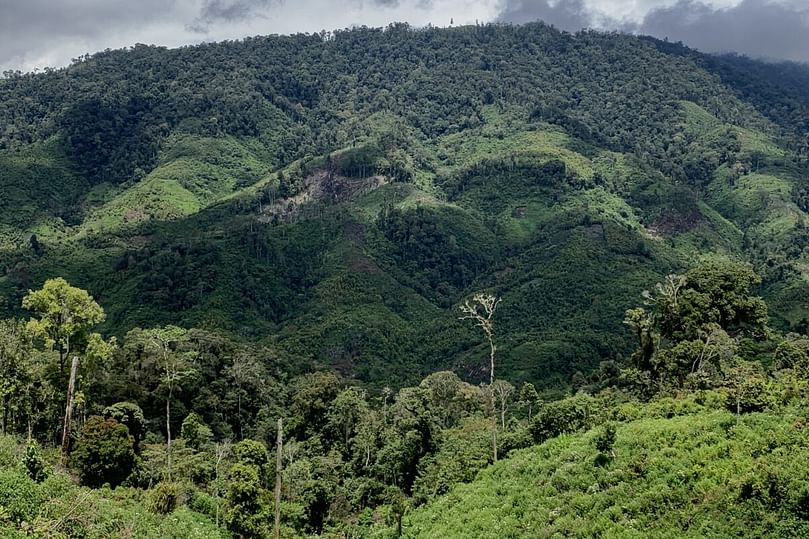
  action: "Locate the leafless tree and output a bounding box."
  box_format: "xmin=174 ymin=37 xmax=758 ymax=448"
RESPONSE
xmin=459 ymin=293 xmax=501 ymax=384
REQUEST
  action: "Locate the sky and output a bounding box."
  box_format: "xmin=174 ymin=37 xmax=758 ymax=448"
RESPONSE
xmin=1 ymin=0 xmax=808 ymax=73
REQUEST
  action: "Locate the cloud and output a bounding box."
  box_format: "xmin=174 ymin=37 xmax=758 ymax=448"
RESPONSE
xmin=495 ymin=0 xmax=593 ymax=31
xmin=637 ymin=0 xmax=809 ymax=62
xmin=199 ymin=0 xmax=277 ymax=22
xmin=190 ymin=0 xmax=280 ymax=32
xmin=0 ymin=0 xmax=194 ymax=71
xmin=188 ymin=0 xmax=435 ymax=33
xmin=493 ymin=0 xmax=809 ymax=62
xmin=2 ymin=0 xmax=808 ymax=73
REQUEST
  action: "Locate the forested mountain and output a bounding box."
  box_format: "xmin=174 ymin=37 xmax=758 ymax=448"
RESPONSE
xmin=2 ymin=21 xmax=809 ymax=538
xmin=2 ymin=21 xmax=809 ymax=386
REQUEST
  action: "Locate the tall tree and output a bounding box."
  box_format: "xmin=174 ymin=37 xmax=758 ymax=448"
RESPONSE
xmin=23 ymin=278 xmax=107 ymax=460
xmin=127 ymin=326 xmax=197 ymax=480
xmin=460 ymin=293 xmax=501 ymax=461
xmin=22 ymin=277 xmax=105 ymax=375
xmin=459 ymin=293 xmax=501 ymax=384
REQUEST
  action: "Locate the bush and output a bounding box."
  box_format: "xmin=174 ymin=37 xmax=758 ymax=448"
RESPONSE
xmin=0 ymin=436 xmax=20 ymax=468
xmin=71 ymin=416 xmax=136 ymax=488
xmin=530 ymin=394 xmax=599 ymax=443
xmin=103 ymin=402 xmax=146 ymax=450
xmin=0 ymin=469 xmax=40 ymax=524
xmin=149 ymin=481 xmax=180 ymax=515
xmin=22 ymin=442 xmax=48 ymax=483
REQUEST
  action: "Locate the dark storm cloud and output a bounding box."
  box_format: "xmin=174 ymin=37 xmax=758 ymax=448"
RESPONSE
xmin=189 ymin=0 xmax=434 ymax=34
xmin=638 ymin=0 xmax=809 ymax=62
xmin=494 ymin=0 xmax=809 ymax=62
xmin=495 ymin=0 xmax=593 ymax=32
xmin=189 ymin=0 xmax=280 ymax=33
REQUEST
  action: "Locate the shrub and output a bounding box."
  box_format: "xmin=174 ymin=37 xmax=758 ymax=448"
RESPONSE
xmin=149 ymin=481 xmax=180 ymax=515
xmin=103 ymin=402 xmax=146 ymax=450
xmin=0 ymin=436 xmax=20 ymax=468
xmin=71 ymin=416 xmax=136 ymax=488
xmin=530 ymin=394 xmax=599 ymax=443
xmin=22 ymin=442 xmax=48 ymax=483
xmin=0 ymin=469 xmax=40 ymax=524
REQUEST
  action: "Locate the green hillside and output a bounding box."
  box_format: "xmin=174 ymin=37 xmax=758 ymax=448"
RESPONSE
xmin=3 ymin=21 xmax=809 ymax=538
xmin=2 ymin=23 xmax=809 ymax=388
xmin=381 ymin=403 xmax=809 ymax=538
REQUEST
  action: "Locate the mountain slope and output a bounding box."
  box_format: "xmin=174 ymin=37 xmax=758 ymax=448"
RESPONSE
xmin=382 ymin=405 xmax=809 ymax=538
xmin=2 ymin=23 xmax=809 ymax=386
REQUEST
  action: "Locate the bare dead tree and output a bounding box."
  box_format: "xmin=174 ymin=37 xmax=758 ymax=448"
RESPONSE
xmin=459 ymin=293 xmax=501 ymax=385
xmin=461 ymin=293 xmax=502 ymax=462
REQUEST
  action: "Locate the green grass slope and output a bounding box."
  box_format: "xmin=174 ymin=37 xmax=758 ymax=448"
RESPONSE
xmin=387 ymin=406 xmax=809 ymax=538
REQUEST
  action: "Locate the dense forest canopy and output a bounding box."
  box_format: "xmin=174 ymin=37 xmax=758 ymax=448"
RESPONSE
xmin=1 ymin=22 xmax=809 ymax=388
xmin=1 ymin=21 xmax=809 ymax=537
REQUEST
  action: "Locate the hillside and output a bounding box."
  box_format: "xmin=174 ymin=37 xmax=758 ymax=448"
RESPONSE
xmin=2 ymin=23 xmax=809 ymax=388
xmin=4 ymin=21 xmax=809 ymax=539
xmin=379 ymin=402 xmax=809 ymax=538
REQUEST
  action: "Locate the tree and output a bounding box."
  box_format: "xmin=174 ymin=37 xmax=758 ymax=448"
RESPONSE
xmin=127 ymin=326 xmax=197 ymax=480
xmin=227 ymin=463 xmax=267 ymax=539
xmin=227 ymin=352 xmax=266 ymax=440
xmin=228 ymin=442 xmax=271 ymax=538
xmin=459 ymin=293 xmax=501 ymax=384
xmin=213 ymin=440 xmax=233 ymax=528
xmin=518 ymin=382 xmax=539 ymax=421
xmin=103 ymin=401 xmax=146 ymax=452
xmin=23 ymin=441 xmax=48 ymax=483
xmin=290 ymin=371 xmax=341 ymax=438
xmin=460 ymin=293 xmax=502 ymax=462
xmin=181 ymin=412 xmax=213 ymax=450
xmin=22 ymin=278 xmax=108 ymax=461
xmin=22 ymin=277 xmax=104 ymax=374
xmin=327 ymin=387 xmax=369 ymax=451
xmin=491 ymin=379 xmax=515 ymax=429
xmin=625 ymin=261 xmax=770 ymax=391
xmin=0 ymin=319 xmax=34 ymax=435
xmin=71 ymin=416 xmax=135 ymax=488
xmin=419 ymin=371 xmax=482 ymax=429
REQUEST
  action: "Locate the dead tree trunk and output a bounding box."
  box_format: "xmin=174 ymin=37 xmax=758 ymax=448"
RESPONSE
xmin=61 ymin=356 xmax=79 ymax=463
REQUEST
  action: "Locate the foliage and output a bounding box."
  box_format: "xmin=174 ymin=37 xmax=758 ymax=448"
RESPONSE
xmin=71 ymin=416 xmax=136 ymax=488
xmin=182 ymin=413 xmax=214 ymax=451
xmin=226 ymin=463 xmax=268 ymax=539
xmin=22 ymin=277 xmax=105 ymax=372
xmin=388 ymin=409 xmax=809 ymax=538
xmin=22 ymin=442 xmax=47 ymax=483
xmin=148 ymin=480 xmax=181 ymax=515
xmin=103 ymin=401 xmax=146 ymax=450
xmin=2 ymin=20 xmax=809 ymax=538
xmin=529 ymin=393 xmax=598 ymax=443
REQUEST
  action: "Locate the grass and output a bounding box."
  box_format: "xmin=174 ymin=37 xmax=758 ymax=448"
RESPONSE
xmin=381 ymin=406 xmax=809 ymax=538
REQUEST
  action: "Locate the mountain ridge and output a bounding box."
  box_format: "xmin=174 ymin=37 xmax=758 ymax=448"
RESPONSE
xmin=2 ymin=22 xmax=809 ymax=387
